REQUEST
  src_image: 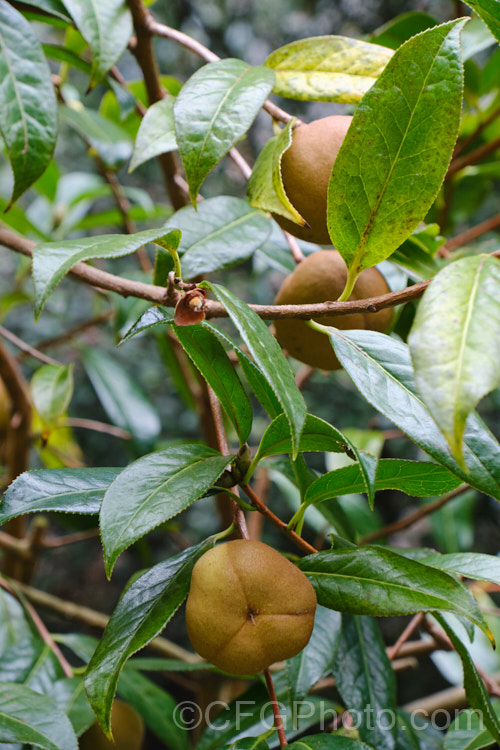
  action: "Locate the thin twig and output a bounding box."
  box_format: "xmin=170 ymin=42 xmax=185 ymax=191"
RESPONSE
xmin=264 ymin=668 xmax=288 ymax=747
xmin=0 ymin=326 xmax=61 ymax=366
xmin=58 ymin=418 xmax=132 ymax=440
xmin=241 ymin=484 xmax=317 ymax=555
xmin=25 ymin=310 xmax=114 ymax=356
xmin=359 ymin=485 xmax=469 ymax=545
xmin=453 ymin=105 xmax=500 ymax=158
xmin=284 ymin=232 xmax=305 ymax=264
xmin=447 ymin=136 xmax=500 ymax=178
xmin=387 ymin=613 xmax=425 ymax=661
xmin=42 ymin=528 xmax=100 ymax=549
xmin=442 ymin=213 xmax=500 ymax=253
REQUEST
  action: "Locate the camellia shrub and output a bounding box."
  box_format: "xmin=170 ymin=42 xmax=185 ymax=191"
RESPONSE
xmin=1 ymin=1 xmax=500 ymax=749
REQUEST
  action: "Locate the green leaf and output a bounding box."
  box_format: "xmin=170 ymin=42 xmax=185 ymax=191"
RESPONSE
xmin=332 ymin=614 xmax=397 ymax=750
xmin=83 ymin=348 xmax=161 ymax=444
xmin=204 ymin=283 xmax=306 ymax=459
xmin=235 ymin=349 xmax=283 ymax=420
xmin=0 ymin=636 xmax=64 ymax=693
xmin=0 ymin=2 xmax=58 ymax=205
xmin=59 ymin=104 xmax=133 ymax=169
xmin=254 ymin=413 xmax=349 ymax=464
xmin=436 ymin=615 xmax=500 ymax=743
xmin=173 ymin=323 xmax=252 ymax=444
xmin=100 ymin=445 xmax=231 ymax=576
xmin=129 ymin=97 xmax=177 ymax=172
xmin=464 ymin=1 xmax=500 ymax=44
xmin=287 ymin=739 xmax=374 ymax=750
xmin=408 ymin=550 xmax=500 ymax=587
xmin=286 ymin=605 xmax=342 ymax=703
xmin=30 ymin=364 xmax=74 ymax=428
xmin=84 ymin=542 xmax=209 ymax=736
xmin=61 ymin=0 xmax=132 ymax=88
xmin=305 ymin=459 xmax=462 ymax=506
xmin=20 ymin=0 xmax=72 ymax=23
xmin=327 ymin=330 xmax=500 ymax=502
xmin=444 ymin=702 xmax=500 ymax=750
xmin=0 ymin=682 xmax=78 ymax=749
xmin=223 ymin=739 xmax=270 ymax=750
xmin=327 ymin=20 xmax=466 ymax=275
xmin=117 ymin=670 xmax=189 ymax=750
xmin=174 ymin=59 xmax=274 ymax=203
xmin=164 ymin=196 xmax=271 ymax=280
xmin=119 ymin=306 xmax=175 ymax=344
xmin=0 ymin=468 xmax=119 ymax=524
xmin=247 ymin=119 xmax=306 ymax=224
xmin=265 ymin=36 xmax=393 ymax=103
xmin=297 ymin=545 xmax=490 ymax=636
xmin=42 ymin=43 xmax=92 ymax=74
xmin=33 ymin=227 xmax=179 ymax=318
xmin=409 ymin=255 xmax=500 ymax=466
xmin=49 ymin=677 xmax=95 ymax=737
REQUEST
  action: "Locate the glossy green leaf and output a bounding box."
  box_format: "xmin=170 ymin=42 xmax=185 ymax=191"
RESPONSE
xmin=235 ymin=348 xmax=283 ymax=420
xmin=30 ymin=364 xmax=74 ymax=428
xmin=100 ymin=445 xmax=231 ymax=576
xmin=129 ymin=97 xmax=177 ymax=172
xmin=203 ymin=282 xmax=306 ymax=459
xmin=327 ymin=330 xmax=500 ymax=502
xmin=49 ymin=677 xmax=95 ymax=737
xmin=332 ymin=614 xmax=397 ymax=750
xmin=0 ymin=468 xmax=119 ymax=524
xmin=83 ymin=348 xmax=161 ymax=444
xmin=436 ymin=615 xmax=500 ymax=743
xmin=297 ymin=545 xmax=490 ymax=636
xmin=42 ymin=43 xmax=92 ymax=74
xmin=33 ymin=227 xmax=179 ymax=318
xmin=59 ymin=104 xmax=132 ymax=168
xmin=61 ymin=0 xmax=132 ymax=87
xmin=328 ymin=20 xmax=466 ymax=274
xmin=254 ymin=413 xmax=349 ymax=463
xmin=117 ymin=670 xmax=189 ymax=750
xmin=409 ymin=550 xmax=500 ymax=587
xmin=247 ymin=119 xmax=306 ymax=224
xmin=286 ymin=605 xmax=342 ymax=703
xmin=444 ymin=702 xmax=500 ymax=750
xmin=119 ymin=306 xmax=175 ymax=344
xmin=0 ymin=635 xmax=64 ymax=694
xmin=173 ymin=323 xmax=252 ymax=444
xmin=305 ymin=459 xmax=461 ymax=506
xmin=85 ymin=542 xmax=209 ymax=736
xmin=0 ymin=589 xmax=32 ymax=655
xmin=174 ymin=59 xmax=274 ymax=203
xmin=265 ymin=36 xmax=393 ymax=103
xmin=409 ymin=255 xmax=500 ymax=465
xmin=0 ymin=682 xmax=78 ymax=749
xmin=465 ymin=1 xmax=500 ymax=44
xmin=287 ymin=739 xmax=374 ymax=750
xmin=369 ymin=11 xmax=439 ymax=49
xmin=0 ymin=2 xmax=58 ymax=205
xmin=164 ymin=196 xmax=271 ymax=279
xmin=20 ymin=0 xmax=72 ymax=23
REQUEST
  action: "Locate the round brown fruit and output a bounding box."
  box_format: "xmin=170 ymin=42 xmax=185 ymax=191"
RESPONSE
xmin=185 ymin=540 xmax=317 ymax=675
xmin=79 ymin=700 xmax=145 ymax=750
xmin=274 ymin=115 xmax=352 ymax=245
xmin=274 ymin=250 xmax=393 ymax=370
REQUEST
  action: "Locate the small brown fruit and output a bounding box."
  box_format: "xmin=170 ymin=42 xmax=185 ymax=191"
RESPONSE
xmin=79 ymin=700 xmax=144 ymax=750
xmin=274 ymin=250 xmax=393 ymax=370
xmin=185 ymin=540 xmax=317 ymax=674
xmin=274 ymin=115 xmax=352 ymax=245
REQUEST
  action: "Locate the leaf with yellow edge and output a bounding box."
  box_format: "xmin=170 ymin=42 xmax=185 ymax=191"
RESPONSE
xmin=247 ymin=119 xmax=305 ymax=225
xmin=265 ymin=36 xmax=393 ymax=103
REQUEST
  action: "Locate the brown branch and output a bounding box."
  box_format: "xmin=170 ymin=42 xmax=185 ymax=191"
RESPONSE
xmin=241 ymin=484 xmax=317 ymax=555
xmin=453 ymin=105 xmax=500 ymax=158
xmin=359 ymin=485 xmax=469 ymax=545
xmin=58 ymin=418 xmax=132 ymax=440
xmin=0 ymin=326 xmax=61 ymax=366
xmin=447 ymin=136 xmax=500 ymax=178
xmin=442 ymin=213 xmax=500 ymax=253
xmin=26 ymin=310 xmax=114 ymax=355
xmin=264 ymin=668 xmax=288 ymax=747
xmin=387 ymin=613 xmax=424 ymax=661
xmin=42 ymin=528 xmax=100 ymax=549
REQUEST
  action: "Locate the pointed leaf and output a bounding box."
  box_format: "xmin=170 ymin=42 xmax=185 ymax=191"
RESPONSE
xmin=119 ymin=306 xmax=175 ymax=344
xmin=203 ymin=282 xmax=306 ymax=459
xmin=0 ymin=468 xmax=119 ymax=524
xmin=33 ymin=227 xmax=180 ymax=318
xmin=83 ymin=348 xmax=161 ymax=444
xmin=327 ymin=329 xmax=500 ymax=502
xmin=85 ymin=541 xmax=210 ymax=736
xmin=464 ymin=1 xmax=500 ymax=44
xmin=0 ymin=2 xmax=58 ymax=204
xmin=254 ymin=413 xmax=349 ymax=463
xmin=0 ymin=682 xmax=78 ymax=749
xmin=129 ymin=97 xmax=177 ymax=172
xmin=436 ymin=615 xmax=500 ymax=743
xmin=328 ymin=20 xmax=466 ymax=272
xmin=265 ymin=36 xmax=393 ymax=103
xmin=305 ymin=459 xmax=462 ymax=506
xmin=174 ymin=59 xmax=274 ymax=203
xmin=164 ymin=196 xmax=271 ymax=279
xmin=297 ymin=545 xmax=490 ymax=636
xmin=173 ymin=323 xmax=252 ymax=444
xmin=332 ymin=614 xmax=397 ymax=750
xmin=100 ymin=445 xmax=231 ymax=576
xmin=236 ymin=348 xmax=283 ymax=420
xmin=409 ymin=255 xmax=500 ymax=465
xmin=61 ymin=0 xmax=132 ymax=87
xmin=30 ymin=364 xmax=74 ymax=428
